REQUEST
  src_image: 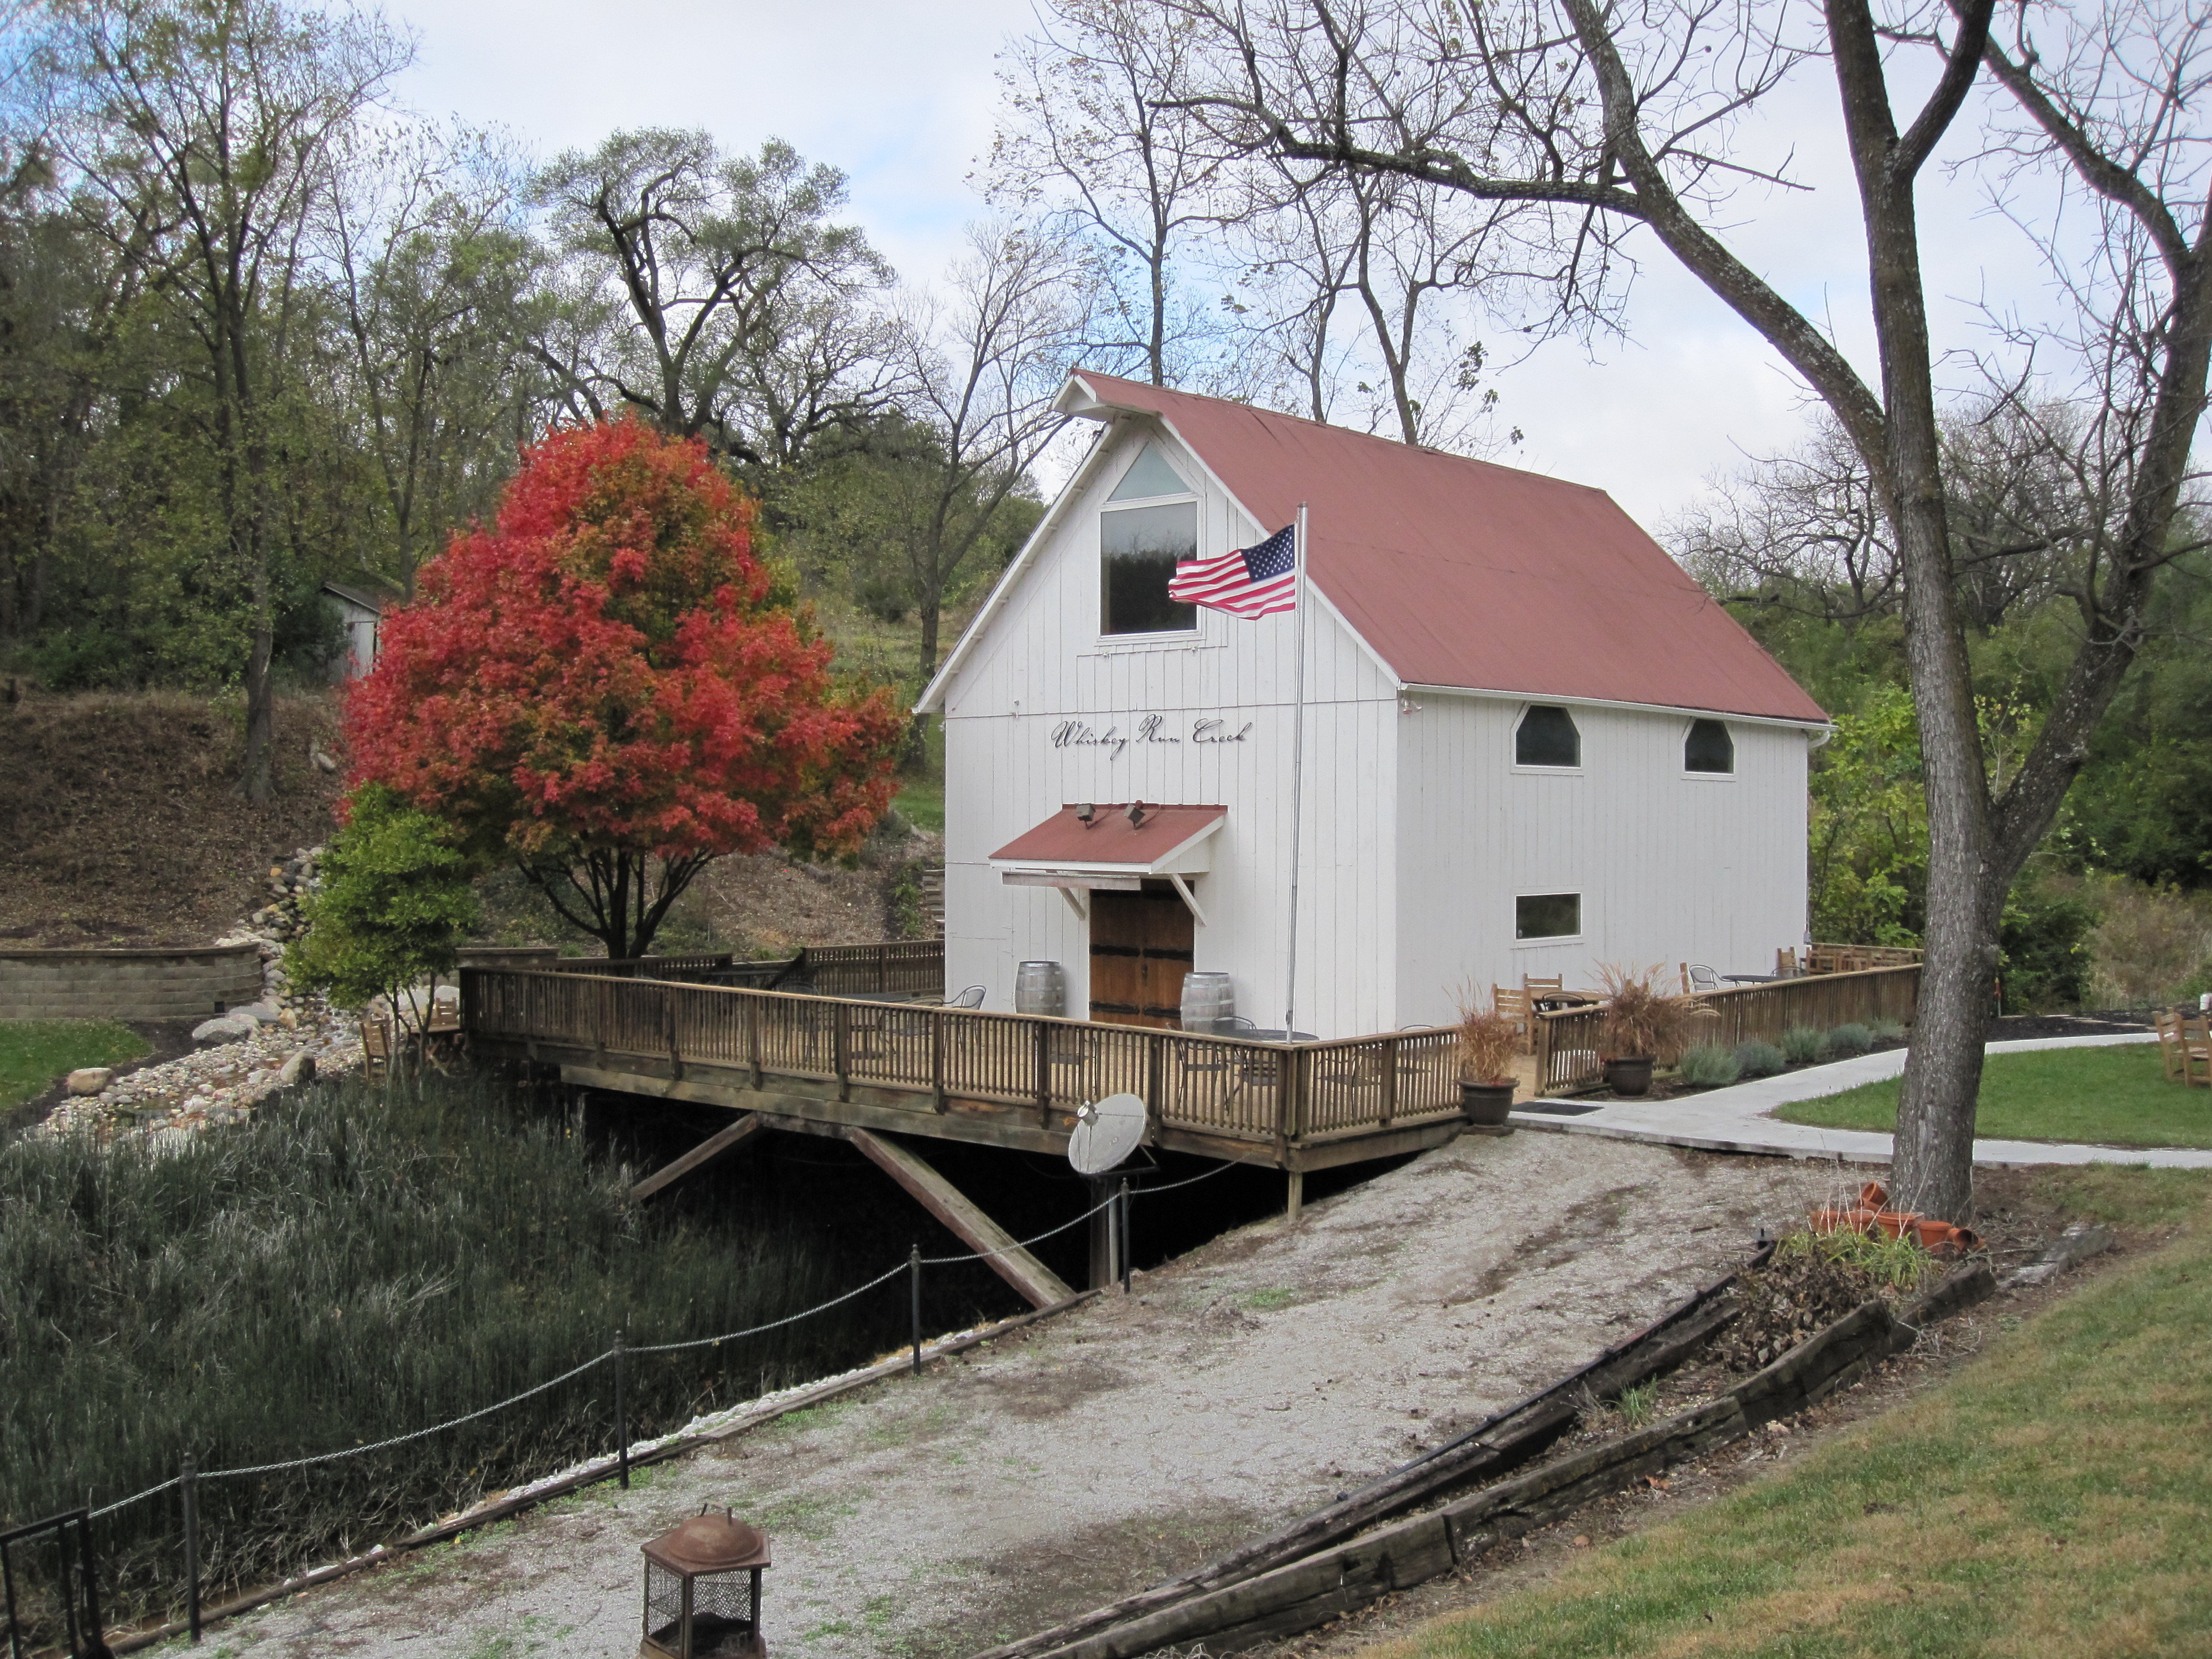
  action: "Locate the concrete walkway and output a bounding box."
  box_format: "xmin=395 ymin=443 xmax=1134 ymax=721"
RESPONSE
xmin=1511 ymin=1033 xmax=2212 ymax=1169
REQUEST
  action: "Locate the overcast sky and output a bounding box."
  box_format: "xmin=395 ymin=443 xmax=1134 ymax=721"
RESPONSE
xmin=382 ymin=0 xmax=2067 ymax=533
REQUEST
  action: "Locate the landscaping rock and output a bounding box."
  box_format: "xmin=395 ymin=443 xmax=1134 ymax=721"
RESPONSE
xmin=279 ymin=1051 xmax=316 ymax=1088
xmin=191 ymin=1014 xmax=258 ymax=1046
xmin=66 ymin=1067 xmax=114 ymax=1096
xmin=234 ymin=1001 xmax=283 ymax=1025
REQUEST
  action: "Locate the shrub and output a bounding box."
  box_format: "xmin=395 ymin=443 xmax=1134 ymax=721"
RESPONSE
xmin=1999 ymin=869 xmax=2099 ymax=1012
xmin=1823 ymin=1022 xmax=1875 ymax=1058
xmin=1735 ymin=1040 xmax=1788 ymax=1078
xmin=1871 ymin=1019 xmax=1907 ymax=1045
xmin=1780 ymin=1025 xmax=1825 ymax=1064
xmin=1676 ymin=1042 xmax=1743 ymax=1088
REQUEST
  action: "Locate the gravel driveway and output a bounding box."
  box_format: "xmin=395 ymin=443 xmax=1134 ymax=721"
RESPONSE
xmin=179 ymin=1130 xmax=1832 ymax=1659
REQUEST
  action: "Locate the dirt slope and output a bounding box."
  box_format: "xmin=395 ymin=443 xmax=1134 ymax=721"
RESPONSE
xmin=0 ymin=690 xmax=346 ymax=947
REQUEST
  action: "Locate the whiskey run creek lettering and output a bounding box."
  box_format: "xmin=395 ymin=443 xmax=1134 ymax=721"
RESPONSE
xmin=1050 ymin=715 xmax=1256 ymax=757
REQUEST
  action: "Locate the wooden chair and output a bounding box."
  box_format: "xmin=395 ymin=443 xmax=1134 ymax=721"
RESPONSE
xmin=359 ymin=1016 xmax=393 ymax=1081
xmin=2176 ymin=1012 xmax=2212 ymax=1089
xmin=1494 ymin=984 xmax=1534 ymax=1053
xmin=1776 ymin=946 xmax=1799 ymax=978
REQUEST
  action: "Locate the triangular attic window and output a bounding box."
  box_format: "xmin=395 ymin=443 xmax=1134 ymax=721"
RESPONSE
xmin=1107 ymin=442 xmax=1190 ymax=502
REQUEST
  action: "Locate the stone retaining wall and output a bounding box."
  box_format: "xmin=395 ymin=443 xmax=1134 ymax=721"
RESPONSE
xmin=0 ymin=944 xmax=266 ymax=1022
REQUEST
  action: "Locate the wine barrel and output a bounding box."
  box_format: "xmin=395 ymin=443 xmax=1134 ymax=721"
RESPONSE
xmin=1014 ymin=960 xmax=1066 ymax=1018
xmin=1180 ymin=971 xmax=1234 ymax=1034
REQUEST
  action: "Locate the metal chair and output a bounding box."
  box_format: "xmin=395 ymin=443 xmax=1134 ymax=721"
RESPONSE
xmin=948 ymin=984 xmax=985 ymax=1009
xmin=1681 ymin=963 xmax=1722 ymax=994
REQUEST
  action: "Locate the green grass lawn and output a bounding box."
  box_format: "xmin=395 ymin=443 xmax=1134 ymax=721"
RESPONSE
xmin=1374 ymin=1167 xmax=2212 ymax=1659
xmin=0 ymin=1018 xmax=148 ymax=1109
xmin=1773 ymin=1041 xmax=2211 ymax=1149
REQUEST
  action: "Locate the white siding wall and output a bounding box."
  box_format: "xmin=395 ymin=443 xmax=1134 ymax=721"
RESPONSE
xmin=1394 ymin=695 xmax=1812 ymax=1026
xmin=939 ymin=419 xmax=1400 ymax=1037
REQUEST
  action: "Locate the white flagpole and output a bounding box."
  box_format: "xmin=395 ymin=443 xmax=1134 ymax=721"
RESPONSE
xmin=1283 ymin=503 xmax=1310 ymax=1039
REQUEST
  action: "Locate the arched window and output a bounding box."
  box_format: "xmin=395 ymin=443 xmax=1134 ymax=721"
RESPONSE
xmin=1685 ymin=718 xmax=1735 ymax=774
xmin=1515 ymin=705 xmax=1580 ymax=768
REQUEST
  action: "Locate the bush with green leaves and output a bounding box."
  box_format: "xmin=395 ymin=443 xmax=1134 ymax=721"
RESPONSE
xmin=1676 ymin=1042 xmax=1743 ymax=1088
xmin=289 ymin=785 xmax=480 ymax=1051
xmin=1735 ymin=1040 xmax=1788 ymax=1078
xmin=1823 ymin=1022 xmax=1875 ymax=1058
xmin=1780 ymin=1025 xmax=1825 ymax=1064
xmin=1871 ymin=1019 xmax=1908 ymax=1045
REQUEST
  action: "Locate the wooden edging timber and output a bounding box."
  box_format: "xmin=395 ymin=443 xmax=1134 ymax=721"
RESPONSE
xmin=981 ymin=1259 xmax=1996 ymax=1659
xmin=973 ymin=1242 xmax=1773 ymax=1659
xmin=106 ymin=1291 xmax=1099 ymax=1656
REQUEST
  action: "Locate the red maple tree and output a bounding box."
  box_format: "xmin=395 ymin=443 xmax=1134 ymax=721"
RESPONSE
xmin=346 ymin=416 xmax=905 ymax=959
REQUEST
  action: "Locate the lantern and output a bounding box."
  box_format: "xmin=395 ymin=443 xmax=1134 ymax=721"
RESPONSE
xmin=639 ymin=1507 xmax=771 ymax=1659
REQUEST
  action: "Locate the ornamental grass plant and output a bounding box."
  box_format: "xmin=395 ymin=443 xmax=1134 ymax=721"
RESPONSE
xmin=0 ymin=1074 xmax=978 ymax=1639
xmin=1594 ymin=963 xmax=1715 ymax=1063
xmin=1454 ymin=992 xmax=1522 ymax=1084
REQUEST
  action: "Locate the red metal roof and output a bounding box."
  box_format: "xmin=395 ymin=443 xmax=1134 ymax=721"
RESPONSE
xmin=1067 ymin=372 xmax=1828 ymax=724
xmin=991 ymin=804 xmax=1227 ymax=868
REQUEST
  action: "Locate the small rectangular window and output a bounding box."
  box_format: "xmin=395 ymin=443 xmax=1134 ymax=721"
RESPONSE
xmin=1515 ymin=893 xmax=1581 ymax=940
xmin=1102 ymin=501 xmax=1198 ymax=635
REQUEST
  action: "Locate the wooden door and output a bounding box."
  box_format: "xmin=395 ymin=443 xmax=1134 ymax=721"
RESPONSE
xmin=1088 ymin=883 xmax=1195 ymax=1027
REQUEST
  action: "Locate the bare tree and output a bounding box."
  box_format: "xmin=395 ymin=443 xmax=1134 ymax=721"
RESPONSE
xmin=1175 ymin=0 xmax=2212 ymax=1218
xmin=528 ymin=132 xmax=902 ymax=467
xmin=1674 ymin=399 xmax=2099 ymax=630
xmin=991 ymin=0 xmax=1238 ymax=386
xmin=46 ymin=0 xmax=409 ymax=803
xmin=897 ymin=219 xmax=1099 ymax=686
xmin=324 ymin=124 xmax=541 ymax=597
xmin=1231 ymin=159 xmax=1520 ymax=448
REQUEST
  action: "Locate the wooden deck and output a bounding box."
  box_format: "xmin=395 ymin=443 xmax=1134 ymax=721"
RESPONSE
xmin=461 ymin=967 xmax=1470 ymax=1178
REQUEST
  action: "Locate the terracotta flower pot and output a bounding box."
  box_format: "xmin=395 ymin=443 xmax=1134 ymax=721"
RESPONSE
xmin=1602 ymin=1057 xmax=1654 ymax=1097
xmin=1459 ymin=1081 xmax=1515 ymax=1125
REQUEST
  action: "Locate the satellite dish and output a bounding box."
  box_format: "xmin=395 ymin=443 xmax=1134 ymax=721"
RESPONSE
xmin=1068 ymin=1092 xmax=1146 ymax=1175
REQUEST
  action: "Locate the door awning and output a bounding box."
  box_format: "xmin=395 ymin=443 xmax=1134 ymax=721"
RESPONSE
xmin=988 ymin=804 xmax=1226 ymax=889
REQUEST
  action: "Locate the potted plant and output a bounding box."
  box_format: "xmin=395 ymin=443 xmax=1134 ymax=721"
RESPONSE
xmin=1454 ymin=995 xmax=1522 ymax=1125
xmin=1594 ymin=963 xmax=1715 ymax=1097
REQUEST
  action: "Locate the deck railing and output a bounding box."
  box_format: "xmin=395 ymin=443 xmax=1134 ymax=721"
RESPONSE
xmin=545 ymin=941 xmax=946 ymax=997
xmin=1532 ymin=962 xmax=1923 ymax=1095
xmin=463 ymin=967 xmax=1460 ymax=1151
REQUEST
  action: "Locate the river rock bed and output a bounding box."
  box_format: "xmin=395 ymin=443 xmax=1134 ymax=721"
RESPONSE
xmin=35 ymin=843 xmax=375 ymax=1144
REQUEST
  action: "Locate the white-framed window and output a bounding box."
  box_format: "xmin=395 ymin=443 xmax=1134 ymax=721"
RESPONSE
xmin=1514 ymin=705 xmax=1581 ymax=769
xmin=1100 ymin=443 xmax=1199 ymax=638
xmin=1684 ymin=717 xmax=1735 ymax=775
xmin=1514 ymin=893 xmax=1582 ymax=941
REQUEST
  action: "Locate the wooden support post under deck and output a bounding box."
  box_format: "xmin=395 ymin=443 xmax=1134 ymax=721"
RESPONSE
xmin=844 ymin=1128 xmax=1073 ymax=1311
xmin=630 ymin=1112 xmax=765 ymax=1202
xmin=1286 ymin=1167 xmax=1304 ymax=1223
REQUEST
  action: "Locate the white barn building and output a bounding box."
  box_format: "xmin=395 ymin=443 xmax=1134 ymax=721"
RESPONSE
xmin=915 ymin=372 xmax=1830 ymax=1040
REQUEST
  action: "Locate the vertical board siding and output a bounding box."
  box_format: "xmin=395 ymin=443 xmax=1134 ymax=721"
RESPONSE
xmin=1396 ymin=695 xmax=1812 ymax=1027
xmin=940 ymin=419 xmax=1399 ymax=1037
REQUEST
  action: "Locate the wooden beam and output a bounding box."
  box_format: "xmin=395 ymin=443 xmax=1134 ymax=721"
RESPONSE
xmin=843 ymin=1127 xmax=1074 ymax=1310
xmin=630 ymin=1113 xmax=764 ymax=1202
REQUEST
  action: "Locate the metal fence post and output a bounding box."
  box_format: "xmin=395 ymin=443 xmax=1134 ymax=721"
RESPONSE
xmin=909 ymin=1243 xmax=922 ymax=1375
xmin=181 ymin=1451 xmax=201 ymax=1642
xmin=614 ymin=1331 xmax=629 ymax=1491
xmin=75 ymin=1510 xmax=103 ymax=1659
xmin=1120 ymin=1179 xmax=1133 ymax=1293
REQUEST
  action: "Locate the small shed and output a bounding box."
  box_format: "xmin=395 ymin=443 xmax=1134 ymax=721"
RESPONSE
xmin=321 ymin=580 xmax=386 ymax=683
xmin=915 ymin=372 xmax=1829 ymax=1038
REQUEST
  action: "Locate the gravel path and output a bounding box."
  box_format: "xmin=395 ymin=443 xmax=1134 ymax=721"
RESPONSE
xmin=173 ymin=1133 xmax=1832 ymax=1659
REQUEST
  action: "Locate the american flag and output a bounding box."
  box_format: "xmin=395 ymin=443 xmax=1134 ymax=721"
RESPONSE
xmin=1167 ymin=524 xmax=1298 ymax=618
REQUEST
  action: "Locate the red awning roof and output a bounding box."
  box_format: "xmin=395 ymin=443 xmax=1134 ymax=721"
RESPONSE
xmin=990 ymin=804 xmax=1227 ymax=871
xmin=1061 ymin=372 xmax=1828 ymax=724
